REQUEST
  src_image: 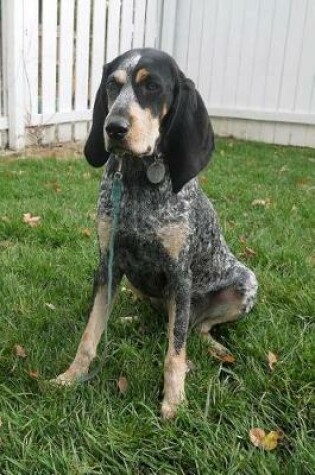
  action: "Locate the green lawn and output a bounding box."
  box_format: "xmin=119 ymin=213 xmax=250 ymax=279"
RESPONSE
xmin=0 ymin=138 xmax=314 ymax=474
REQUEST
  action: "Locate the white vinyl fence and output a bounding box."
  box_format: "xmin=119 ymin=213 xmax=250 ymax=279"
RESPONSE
xmin=0 ymin=0 xmax=315 ymax=150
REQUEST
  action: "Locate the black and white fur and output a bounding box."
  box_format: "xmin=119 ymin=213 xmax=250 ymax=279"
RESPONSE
xmin=54 ymin=48 xmax=258 ymax=419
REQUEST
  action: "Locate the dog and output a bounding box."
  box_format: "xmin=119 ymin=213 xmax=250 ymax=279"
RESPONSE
xmin=54 ymin=48 xmax=258 ymax=419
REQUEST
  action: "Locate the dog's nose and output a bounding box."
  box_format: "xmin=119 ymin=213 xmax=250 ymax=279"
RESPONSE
xmin=105 ymin=118 xmax=129 ymax=141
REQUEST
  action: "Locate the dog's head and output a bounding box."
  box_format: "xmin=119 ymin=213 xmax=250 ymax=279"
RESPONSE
xmin=84 ymin=48 xmax=214 ymax=193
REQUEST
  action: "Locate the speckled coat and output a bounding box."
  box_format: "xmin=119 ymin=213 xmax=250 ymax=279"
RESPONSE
xmin=54 ymin=48 xmax=258 ymax=419
xmin=98 ymin=154 xmax=257 ymax=350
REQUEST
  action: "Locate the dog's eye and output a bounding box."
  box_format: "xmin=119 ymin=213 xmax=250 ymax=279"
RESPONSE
xmin=143 ymin=80 xmax=160 ymax=93
xmin=106 ymin=78 xmax=122 ymax=93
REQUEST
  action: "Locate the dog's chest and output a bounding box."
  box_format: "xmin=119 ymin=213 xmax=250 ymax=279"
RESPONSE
xmin=98 ymin=174 xmax=193 ymax=296
xmin=118 ymin=184 xmax=190 ymax=258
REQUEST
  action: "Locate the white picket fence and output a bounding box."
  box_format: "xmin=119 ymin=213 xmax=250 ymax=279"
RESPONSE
xmin=1 ymin=0 xmax=315 ymax=150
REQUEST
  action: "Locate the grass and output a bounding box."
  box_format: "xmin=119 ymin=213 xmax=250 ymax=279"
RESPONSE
xmin=0 ymin=138 xmax=314 ymax=474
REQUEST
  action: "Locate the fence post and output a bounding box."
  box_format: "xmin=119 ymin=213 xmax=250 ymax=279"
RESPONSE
xmin=5 ymin=0 xmax=25 ymax=149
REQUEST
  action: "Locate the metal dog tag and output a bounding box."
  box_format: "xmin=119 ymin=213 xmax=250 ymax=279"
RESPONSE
xmin=146 ymin=161 xmax=166 ymax=184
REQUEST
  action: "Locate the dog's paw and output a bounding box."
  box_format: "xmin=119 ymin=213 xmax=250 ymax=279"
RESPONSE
xmin=161 ymin=401 xmax=178 ymax=420
xmin=161 ymin=397 xmax=187 ymax=420
xmin=50 ymin=368 xmax=82 ymax=386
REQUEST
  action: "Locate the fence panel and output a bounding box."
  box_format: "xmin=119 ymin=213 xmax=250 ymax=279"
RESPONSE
xmin=173 ymin=0 xmax=315 ymax=147
xmin=0 ymin=0 xmax=314 ymax=151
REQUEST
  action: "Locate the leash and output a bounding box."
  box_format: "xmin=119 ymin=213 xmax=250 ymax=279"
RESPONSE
xmin=78 ymin=158 xmax=124 ymax=383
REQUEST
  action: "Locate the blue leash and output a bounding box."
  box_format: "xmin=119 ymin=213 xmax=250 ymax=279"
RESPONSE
xmin=79 ymin=161 xmax=124 ymax=383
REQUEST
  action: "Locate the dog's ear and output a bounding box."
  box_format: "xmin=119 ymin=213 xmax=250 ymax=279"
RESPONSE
xmin=162 ymin=71 xmax=215 ymax=193
xmin=84 ymin=65 xmax=110 ymax=167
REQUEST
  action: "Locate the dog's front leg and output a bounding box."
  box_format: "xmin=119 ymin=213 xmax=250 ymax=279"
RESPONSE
xmin=54 ymin=217 xmax=122 ymax=385
xmin=161 ymin=273 xmax=191 ymax=419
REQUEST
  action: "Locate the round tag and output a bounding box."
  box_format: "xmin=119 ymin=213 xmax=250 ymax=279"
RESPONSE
xmin=146 ymin=161 xmax=166 ymax=184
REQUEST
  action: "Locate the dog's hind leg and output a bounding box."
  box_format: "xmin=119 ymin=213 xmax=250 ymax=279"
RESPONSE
xmin=195 ymin=267 xmax=258 ymax=356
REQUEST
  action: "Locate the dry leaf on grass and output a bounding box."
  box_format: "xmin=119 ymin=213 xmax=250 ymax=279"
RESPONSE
xmin=243 ymin=246 xmax=257 ymax=259
xmin=117 ymin=376 xmax=128 ymax=394
xmin=208 ymin=348 xmax=235 ymax=363
xmin=267 ymin=351 xmax=278 ymax=371
xmin=0 ymin=417 xmax=2 ymax=428
xmin=81 ymin=228 xmax=91 ymax=238
xmin=14 ymin=344 xmax=27 ymax=358
xmin=29 ymin=370 xmax=39 ymax=379
xmin=249 ymin=428 xmax=282 ymax=451
xmin=23 ymin=213 xmax=41 ymax=227
xmin=249 ymin=428 xmax=266 ymax=447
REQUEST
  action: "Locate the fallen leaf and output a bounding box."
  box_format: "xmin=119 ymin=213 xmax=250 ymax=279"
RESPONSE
xmin=295 ymin=177 xmax=311 ymax=187
xmin=267 ymin=351 xmax=278 ymax=371
xmin=249 ymin=428 xmax=266 ymax=447
xmin=0 ymin=417 xmax=2 ymax=428
xmin=29 ymin=370 xmax=39 ymax=379
xmin=251 ymin=198 xmax=271 ymax=208
xmin=23 ymin=213 xmax=41 ymax=227
xmin=261 ymin=431 xmax=282 ymax=451
xmin=44 ymin=302 xmax=56 ymax=310
xmin=81 ymin=228 xmax=91 ymax=237
xmin=117 ymin=376 xmax=128 ymax=394
xmin=209 ymin=348 xmax=235 ymax=363
xmin=249 ymin=428 xmax=282 ymax=450
xmin=244 ymin=246 xmax=257 ymax=258
xmin=14 ymin=344 xmax=27 ymax=358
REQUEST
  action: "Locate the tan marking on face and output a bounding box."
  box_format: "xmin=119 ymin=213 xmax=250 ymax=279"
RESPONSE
xmin=135 ymin=67 xmax=150 ymax=83
xmin=98 ymin=216 xmax=112 ymax=253
xmin=161 ymin=298 xmax=187 ymax=419
xmin=125 ymin=101 xmax=160 ymax=155
xmin=161 ymin=102 xmax=168 ymax=119
xmin=157 ymin=222 xmax=190 ymax=260
xmin=113 ymin=69 xmax=127 ymax=84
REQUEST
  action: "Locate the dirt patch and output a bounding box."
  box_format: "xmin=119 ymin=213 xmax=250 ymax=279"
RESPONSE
xmin=0 ymin=142 xmax=84 ymax=160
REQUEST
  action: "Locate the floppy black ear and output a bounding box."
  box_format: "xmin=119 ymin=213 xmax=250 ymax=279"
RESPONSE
xmin=162 ymin=72 xmax=215 ymax=193
xmin=84 ymin=66 xmax=110 ymax=167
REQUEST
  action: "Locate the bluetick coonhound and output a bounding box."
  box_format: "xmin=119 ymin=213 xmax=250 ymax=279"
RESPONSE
xmin=55 ymin=48 xmax=258 ymax=419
